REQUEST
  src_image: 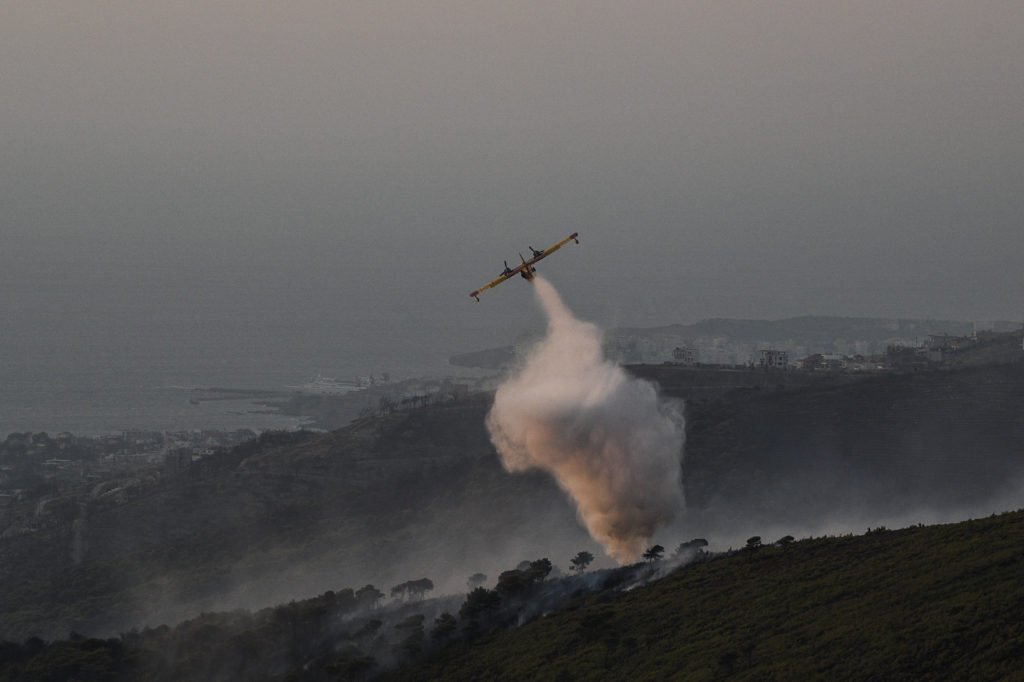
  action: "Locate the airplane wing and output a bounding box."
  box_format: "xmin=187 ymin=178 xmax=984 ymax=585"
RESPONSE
xmin=469 ymin=268 xmax=521 ymax=300
xmin=527 ymin=232 xmax=579 ymax=266
xmin=469 ymin=232 xmax=579 ymax=301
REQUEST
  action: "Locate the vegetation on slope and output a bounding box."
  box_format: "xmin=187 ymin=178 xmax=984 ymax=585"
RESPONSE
xmin=4 ymin=510 xmax=1024 ymax=680
xmin=0 ymin=402 xmax=583 ymax=640
xmin=5 ymin=362 xmax=1024 ymax=651
xmin=390 ymin=510 xmax=1024 ymax=681
xmin=680 ymin=363 xmax=1024 ymax=522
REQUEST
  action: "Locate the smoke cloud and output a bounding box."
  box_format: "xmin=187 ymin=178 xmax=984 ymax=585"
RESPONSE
xmin=486 ymin=277 xmax=685 ymax=563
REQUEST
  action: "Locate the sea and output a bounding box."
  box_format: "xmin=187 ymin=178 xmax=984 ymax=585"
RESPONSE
xmin=0 ymin=354 xmax=457 ymax=438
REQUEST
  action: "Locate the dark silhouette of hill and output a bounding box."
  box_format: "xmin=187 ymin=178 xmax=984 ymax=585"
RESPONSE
xmin=674 ymin=362 xmax=1024 ymax=534
xmin=5 ymin=510 xmax=1024 ymax=680
xmin=0 ymin=398 xmax=590 ymax=640
xmin=387 ymin=510 xmax=1024 ymax=681
xmin=3 ymin=362 xmax=1024 ymax=642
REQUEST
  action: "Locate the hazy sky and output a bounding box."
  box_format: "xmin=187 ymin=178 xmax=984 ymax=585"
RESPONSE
xmin=3 ymin=2 xmax=1023 ymax=374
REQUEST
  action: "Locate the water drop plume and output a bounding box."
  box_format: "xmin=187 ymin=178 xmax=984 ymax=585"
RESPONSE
xmin=486 ymin=277 xmax=685 ymax=564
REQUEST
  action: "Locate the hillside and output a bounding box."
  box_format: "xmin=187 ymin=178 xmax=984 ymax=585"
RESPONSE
xmin=0 ymin=399 xmax=590 ymax=640
xmin=4 ymin=510 xmax=1023 ymax=681
xmin=2 ymin=362 xmax=1024 ymax=641
xmin=389 ymin=510 xmax=1024 ymax=681
xmin=674 ymin=362 xmax=1024 ymax=533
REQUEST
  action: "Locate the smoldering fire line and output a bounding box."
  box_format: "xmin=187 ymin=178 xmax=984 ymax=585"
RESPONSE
xmin=486 ymin=277 xmax=685 ymax=564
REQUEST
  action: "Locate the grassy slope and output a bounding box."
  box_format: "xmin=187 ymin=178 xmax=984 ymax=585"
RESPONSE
xmin=393 ymin=511 xmax=1024 ymax=681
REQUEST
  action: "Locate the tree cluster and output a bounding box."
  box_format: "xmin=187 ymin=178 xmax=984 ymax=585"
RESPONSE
xmin=390 ymin=578 xmax=434 ymax=601
xmin=0 ymin=547 xmax=705 ymax=681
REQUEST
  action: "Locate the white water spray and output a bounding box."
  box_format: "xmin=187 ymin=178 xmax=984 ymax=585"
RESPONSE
xmin=486 ymin=278 xmax=685 ymax=564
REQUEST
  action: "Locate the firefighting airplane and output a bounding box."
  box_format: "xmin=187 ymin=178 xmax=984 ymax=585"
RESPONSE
xmin=469 ymin=232 xmax=579 ymax=301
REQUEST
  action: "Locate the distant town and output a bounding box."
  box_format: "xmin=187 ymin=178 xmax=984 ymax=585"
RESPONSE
xmin=666 ymin=327 xmax=1024 ymax=372
xmin=0 ymin=429 xmax=258 ymax=539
